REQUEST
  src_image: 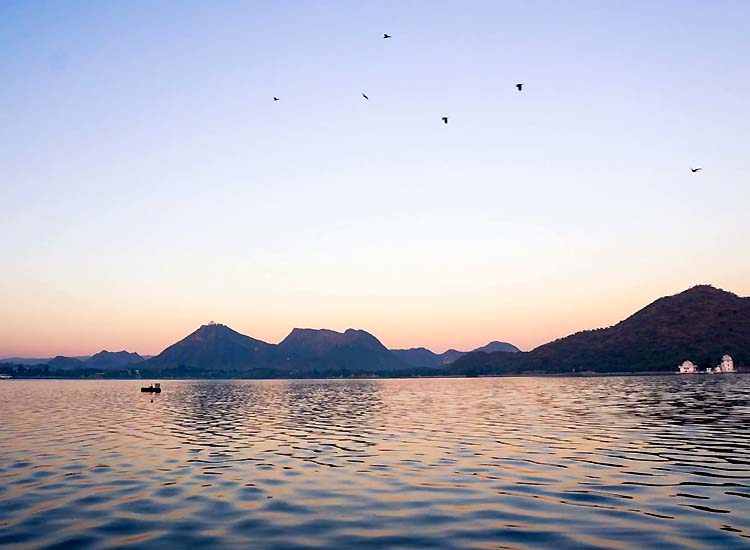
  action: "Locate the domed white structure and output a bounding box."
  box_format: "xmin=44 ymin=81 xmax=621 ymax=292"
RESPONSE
xmin=678 ymin=360 xmax=698 ymax=374
xmin=717 ymin=355 xmax=735 ymax=373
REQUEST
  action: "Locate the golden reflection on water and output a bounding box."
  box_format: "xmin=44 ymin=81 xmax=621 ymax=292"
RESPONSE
xmin=1 ymin=376 xmax=750 ymax=549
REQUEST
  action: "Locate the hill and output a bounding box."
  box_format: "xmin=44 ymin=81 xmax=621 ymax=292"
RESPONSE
xmin=392 ymin=341 xmax=519 ymax=368
xmin=144 ymin=323 xmax=273 ymax=373
xmin=473 ymin=341 xmax=520 ymax=354
xmin=391 ymin=347 xmax=447 ymax=368
xmin=0 ymin=356 xmax=89 ymax=365
xmin=140 ymin=324 xmax=406 ymax=376
xmin=277 ymin=328 xmax=406 ymax=372
xmin=46 ymin=356 xmax=86 ymax=370
xmin=85 ymin=350 xmax=143 ymax=369
xmin=450 ymin=285 xmax=750 ymax=375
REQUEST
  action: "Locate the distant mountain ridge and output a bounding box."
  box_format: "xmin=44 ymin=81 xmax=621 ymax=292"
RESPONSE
xmin=389 ymin=347 xmax=449 ymax=368
xmin=46 ymin=356 xmax=86 ymax=370
xmin=391 ymin=341 xmax=519 ymax=368
xmin=4 ymin=326 xmax=519 ymax=375
xmin=450 ymin=285 xmax=750 ymax=375
xmin=140 ymin=324 xmax=407 ymax=374
xmin=4 ymin=285 xmax=745 ymax=378
xmin=86 ymin=350 xmax=143 ymax=369
xmin=0 ymin=356 xmax=90 ymax=365
xmin=474 ymin=341 xmax=521 ymax=354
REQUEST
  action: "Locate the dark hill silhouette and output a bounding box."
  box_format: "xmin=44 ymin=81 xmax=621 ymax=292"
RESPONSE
xmin=140 ymin=324 xmax=405 ymax=375
xmin=144 ymin=323 xmax=273 ymax=372
xmin=390 ymin=347 xmax=447 ymax=368
xmin=392 ymin=341 xmax=519 ymax=368
xmin=438 ymin=349 xmax=466 ymax=364
xmin=450 ymin=285 xmax=750 ymax=375
xmin=85 ymin=350 xmax=143 ymax=369
xmin=277 ymin=328 xmax=405 ymax=371
xmin=390 ymin=347 xmax=465 ymax=368
xmin=46 ymin=356 xmax=85 ymax=370
xmin=0 ymin=356 xmax=89 ymax=365
xmin=473 ymin=341 xmax=520 ymax=354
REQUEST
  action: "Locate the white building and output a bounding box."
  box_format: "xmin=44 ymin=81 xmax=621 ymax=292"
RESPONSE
xmin=716 ymin=355 xmax=735 ymax=373
xmin=678 ymin=360 xmax=698 ymax=374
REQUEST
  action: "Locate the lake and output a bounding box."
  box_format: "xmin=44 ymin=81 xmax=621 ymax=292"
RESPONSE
xmin=1 ymin=376 xmax=749 ymax=549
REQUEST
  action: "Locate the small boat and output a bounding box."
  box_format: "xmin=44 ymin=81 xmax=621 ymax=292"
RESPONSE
xmin=141 ymin=383 xmax=161 ymax=393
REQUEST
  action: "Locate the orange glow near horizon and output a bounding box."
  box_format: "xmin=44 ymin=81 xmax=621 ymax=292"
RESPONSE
xmin=2 ymin=276 xmax=748 ymax=358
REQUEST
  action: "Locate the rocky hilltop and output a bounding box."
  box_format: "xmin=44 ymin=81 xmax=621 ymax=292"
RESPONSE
xmin=450 ymin=285 xmax=749 ymax=375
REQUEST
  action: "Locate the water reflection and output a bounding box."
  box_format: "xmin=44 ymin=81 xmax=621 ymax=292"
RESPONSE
xmin=1 ymin=376 xmax=749 ymax=549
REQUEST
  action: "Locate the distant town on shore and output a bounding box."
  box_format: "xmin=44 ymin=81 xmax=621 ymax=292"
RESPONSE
xmin=1 ymin=285 xmax=748 ymax=380
xmin=678 ymin=355 xmax=735 ymax=374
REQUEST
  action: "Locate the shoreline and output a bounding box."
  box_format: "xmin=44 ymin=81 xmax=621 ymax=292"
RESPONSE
xmin=2 ymin=371 xmax=748 ymax=382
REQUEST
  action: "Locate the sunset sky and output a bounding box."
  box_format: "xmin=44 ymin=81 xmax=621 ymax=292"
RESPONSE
xmin=2 ymin=1 xmax=749 ymax=358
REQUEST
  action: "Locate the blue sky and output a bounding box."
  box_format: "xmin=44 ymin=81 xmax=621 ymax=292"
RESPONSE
xmin=1 ymin=1 xmax=749 ymax=356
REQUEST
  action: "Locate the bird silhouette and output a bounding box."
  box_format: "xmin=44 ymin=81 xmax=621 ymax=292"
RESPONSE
xmin=273 ymin=96 xmax=279 ymax=101
xmin=516 ymin=83 xmax=524 ymax=91
xmin=691 ymin=167 xmax=702 ymax=173
xmin=362 ymin=93 xmax=369 ymax=100
xmin=383 ymin=33 xmax=391 ymax=39
xmin=442 ymin=117 xmax=449 ymax=124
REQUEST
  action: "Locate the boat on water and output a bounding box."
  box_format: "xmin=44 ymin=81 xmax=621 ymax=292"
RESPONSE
xmin=0 ymin=374 xmax=12 ymax=380
xmin=141 ymin=383 xmax=161 ymax=393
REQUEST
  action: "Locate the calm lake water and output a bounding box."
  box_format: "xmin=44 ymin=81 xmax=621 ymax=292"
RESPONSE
xmin=1 ymin=376 xmax=750 ymax=549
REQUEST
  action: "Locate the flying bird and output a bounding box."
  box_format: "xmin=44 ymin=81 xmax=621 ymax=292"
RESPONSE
xmin=362 ymin=93 xmax=369 ymax=100
xmin=273 ymin=96 xmax=279 ymax=101
xmin=691 ymin=167 xmax=702 ymax=173
xmin=442 ymin=117 xmax=449 ymax=124
xmin=516 ymin=83 xmax=524 ymax=91
xmin=383 ymin=33 xmax=391 ymax=39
